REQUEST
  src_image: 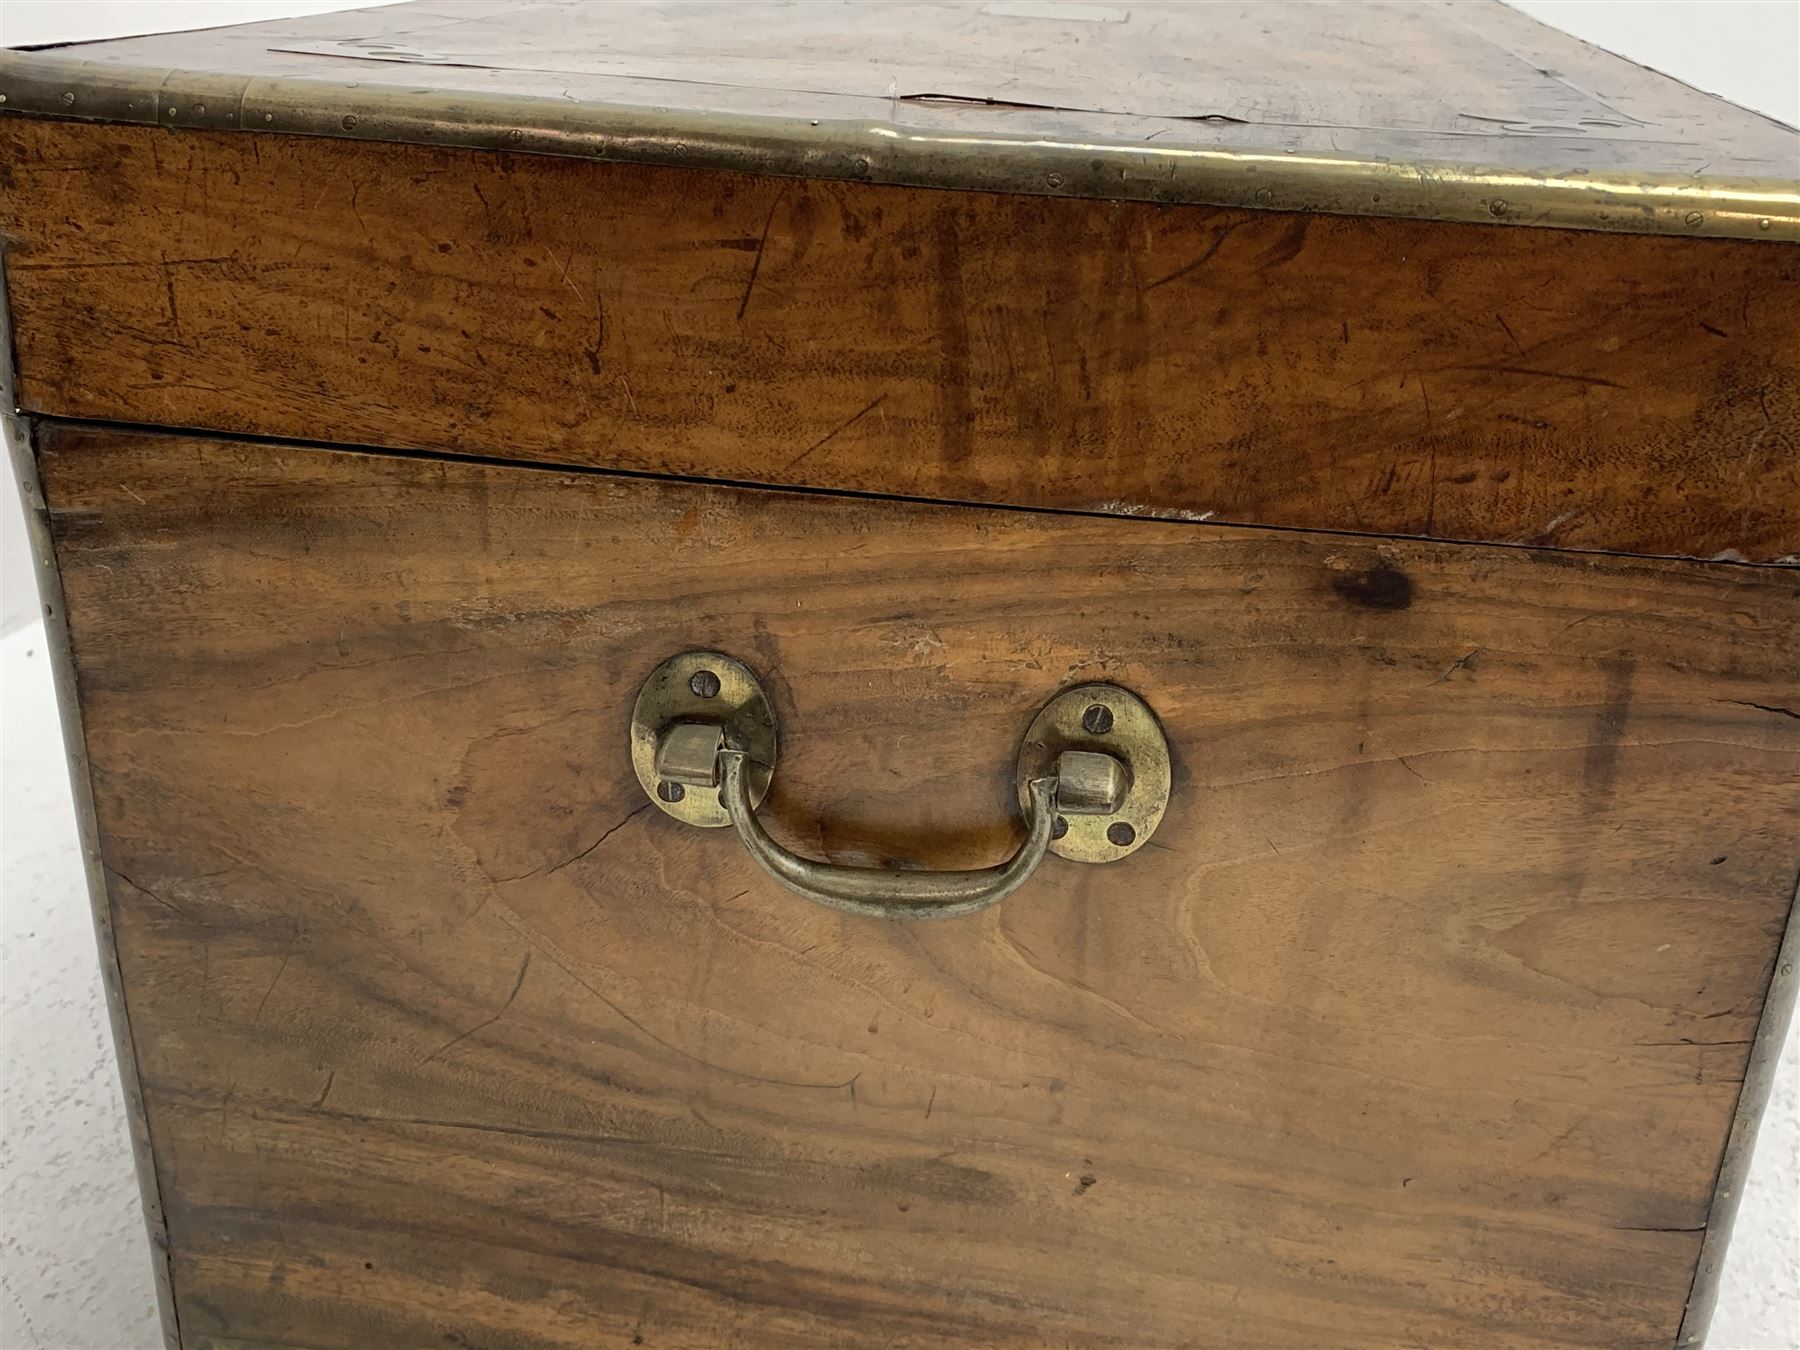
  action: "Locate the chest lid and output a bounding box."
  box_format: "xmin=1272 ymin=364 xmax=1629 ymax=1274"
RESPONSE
xmin=2 ymin=0 xmax=1796 ymax=240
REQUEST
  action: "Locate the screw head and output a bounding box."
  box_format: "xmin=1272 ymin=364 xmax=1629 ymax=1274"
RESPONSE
xmin=1051 ymin=816 xmax=1069 ymax=840
xmin=1106 ymin=821 xmax=1136 ymax=847
xmin=1082 ymin=703 xmax=1114 ymax=735
xmin=689 ymin=669 xmax=721 ymax=699
xmin=656 ymin=781 xmax=685 ymax=803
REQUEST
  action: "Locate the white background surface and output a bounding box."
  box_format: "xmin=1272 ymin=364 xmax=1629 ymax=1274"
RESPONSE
xmin=2 ymin=2 xmax=1796 ymax=1347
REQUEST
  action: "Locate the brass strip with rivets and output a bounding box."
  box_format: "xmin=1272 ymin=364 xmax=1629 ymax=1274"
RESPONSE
xmin=0 ymin=52 xmax=1795 ymax=242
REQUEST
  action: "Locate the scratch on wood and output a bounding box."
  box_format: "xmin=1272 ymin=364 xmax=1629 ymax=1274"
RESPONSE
xmin=552 ymin=248 xmax=589 ymax=302
xmin=784 ymin=394 xmax=888 ymax=472
xmin=1449 ymin=363 xmax=1625 ymax=389
xmin=1534 ymin=509 xmax=1580 ymax=542
xmin=494 ymin=802 xmax=651 ymax=884
xmin=423 ymin=952 xmax=531 ymax=1063
xmin=1430 ymin=647 xmax=1483 ymax=685
xmin=545 ymin=803 xmax=650 ymax=877
xmin=106 ymin=865 xmax=193 ymax=919
xmin=8 ymin=255 xmax=232 ymax=273
xmin=1718 ymin=698 xmax=1800 ymax=721
xmin=159 ymin=252 xmax=183 ymax=340
xmin=471 ymin=180 xmax=495 ymax=236
xmin=738 ymin=188 xmax=788 ymax=321
xmin=252 ymin=954 xmax=291 ymax=1025
xmin=1140 ymin=220 xmax=1244 ymax=291
xmin=1416 ymin=376 xmax=1437 ymax=533
xmin=1495 ymin=312 xmax=1525 ymax=355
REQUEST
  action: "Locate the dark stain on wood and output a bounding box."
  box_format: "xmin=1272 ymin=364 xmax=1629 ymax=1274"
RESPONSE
xmin=1331 ymin=562 xmax=1416 ymax=610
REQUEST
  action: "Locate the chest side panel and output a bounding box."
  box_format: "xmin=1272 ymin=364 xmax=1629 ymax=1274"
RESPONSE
xmin=39 ymin=423 xmax=1798 ymax=1349
xmin=3 ymin=118 xmax=1796 ymax=560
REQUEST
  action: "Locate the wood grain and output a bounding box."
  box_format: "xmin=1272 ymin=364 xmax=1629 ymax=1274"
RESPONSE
xmin=4 ymin=118 xmax=1797 ymax=562
xmin=40 ymin=422 xmax=1798 ymax=1349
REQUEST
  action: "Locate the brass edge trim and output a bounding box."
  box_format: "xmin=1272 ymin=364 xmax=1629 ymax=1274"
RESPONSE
xmin=1 ymin=51 xmax=1795 ymax=241
xmin=1676 ymin=872 xmax=1800 ymax=1347
xmin=0 ymin=232 xmax=15 ymax=417
xmin=2 ymin=258 xmax=182 ymax=1345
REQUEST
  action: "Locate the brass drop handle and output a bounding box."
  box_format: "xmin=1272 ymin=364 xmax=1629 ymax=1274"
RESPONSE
xmin=721 ymin=745 xmax=1054 ymax=918
xmin=630 ymin=652 xmax=1171 ymax=920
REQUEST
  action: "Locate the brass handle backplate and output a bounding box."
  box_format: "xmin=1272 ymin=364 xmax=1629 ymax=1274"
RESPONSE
xmin=629 ymin=651 xmax=1171 ymax=920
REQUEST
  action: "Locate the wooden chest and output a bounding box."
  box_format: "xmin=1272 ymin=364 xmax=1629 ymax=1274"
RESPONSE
xmin=3 ymin=4 xmax=1796 ymax=1347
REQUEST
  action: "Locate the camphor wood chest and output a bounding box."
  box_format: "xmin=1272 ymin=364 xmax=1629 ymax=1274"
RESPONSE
xmin=3 ymin=3 xmax=1797 ymax=1347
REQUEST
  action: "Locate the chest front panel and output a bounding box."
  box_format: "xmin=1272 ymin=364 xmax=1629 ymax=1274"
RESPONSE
xmin=37 ymin=422 xmax=1798 ymax=1350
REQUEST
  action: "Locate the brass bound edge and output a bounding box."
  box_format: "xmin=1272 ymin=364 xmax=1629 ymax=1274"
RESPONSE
xmin=1677 ymin=873 xmax=1800 ymax=1347
xmin=1 ymin=51 xmax=1796 ymax=242
xmin=1 ymin=254 xmax=182 ymax=1349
